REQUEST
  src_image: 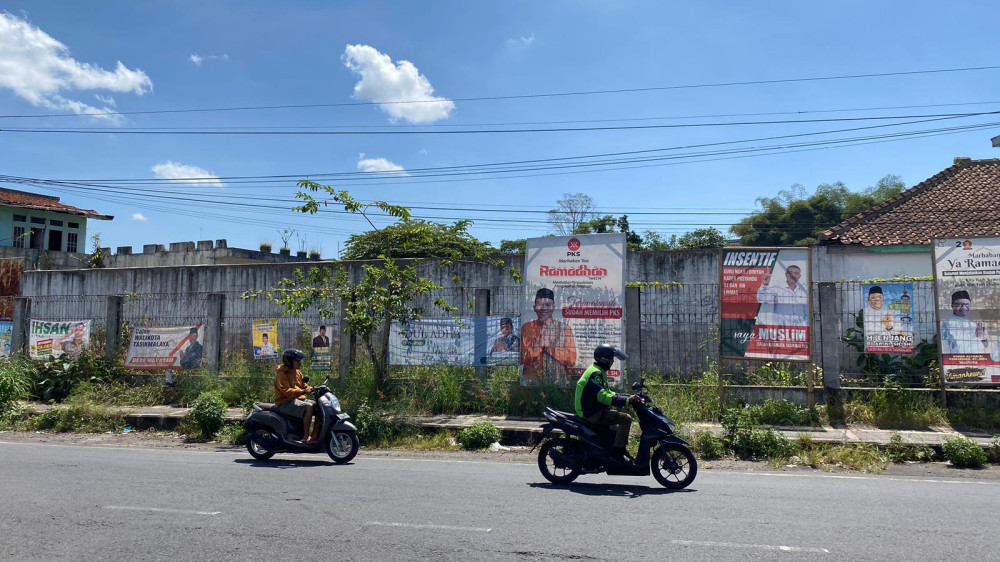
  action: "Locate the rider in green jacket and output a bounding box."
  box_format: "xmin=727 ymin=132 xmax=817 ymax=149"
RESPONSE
xmin=575 ymin=344 xmax=642 ymax=459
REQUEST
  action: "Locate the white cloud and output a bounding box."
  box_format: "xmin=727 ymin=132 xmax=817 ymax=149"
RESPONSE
xmin=418 ymin=148 xmax=428 ymax=156
xmin=94 ymin=94 xmax=116 ymax=107
xmin=506 ymin=33 xmax=535 ymax=48
xmin=357 ymin=153 xmax=407 ymax=175
xmin=0 ymin=13 xmax=152 ymax=123
xmin=131 ymin=213 xmax=148 ymax=222
xmin=151 ymin=161 xmax=223 ymax=187
xmin=189 ymin=53 xmax=229 ymax=66
xmin=342 ymin=44 xmax=454 ymax=124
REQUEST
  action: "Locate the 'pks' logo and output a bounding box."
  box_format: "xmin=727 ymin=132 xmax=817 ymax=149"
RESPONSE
xmin=567 ymin=238 xmax=581 ymax=256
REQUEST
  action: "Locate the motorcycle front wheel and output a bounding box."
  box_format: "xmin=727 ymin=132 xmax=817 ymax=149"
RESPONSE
xmin=651 ymin=443 xmax=697 ymax=489
xmin=246 ymin=427 xmax=276 ymax=460
xmin=326 ymin=430 xmax=360 ymax=464
xmin=537 ymin=437 xmax=583 ymax=484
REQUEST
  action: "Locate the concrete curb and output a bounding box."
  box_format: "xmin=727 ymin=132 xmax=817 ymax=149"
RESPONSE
xmin=19 ymin=403 xmax=999 ymax=447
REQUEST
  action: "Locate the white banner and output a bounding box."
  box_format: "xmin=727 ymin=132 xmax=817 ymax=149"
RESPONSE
xmin=29 ymin=320 xmax=91 ymax=360
xmin=933 ymin=237 xmax=1000 ymax=384
xmin=388 ymin=317 xmax=475 ymax=366
xmin=521 ymin=233 xmax=626 ymax=387
xmin=125 ymin=325 xmax=205 ymax=370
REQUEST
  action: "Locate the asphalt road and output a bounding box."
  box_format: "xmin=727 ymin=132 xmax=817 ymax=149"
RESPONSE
xmin=1 ymin=441 xmax=996 ymax=561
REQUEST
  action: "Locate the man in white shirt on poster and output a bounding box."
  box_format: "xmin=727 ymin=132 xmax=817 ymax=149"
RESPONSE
xmin=756 ymin=264 xmax=809 ymax=326
xmin=942 ymin=290 xmax=1000 ymax=360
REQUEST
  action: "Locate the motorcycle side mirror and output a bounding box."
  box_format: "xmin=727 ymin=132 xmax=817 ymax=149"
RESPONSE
xmin=302 ymin=376 xmax=310 ymax=384
xmin=631 ymin=381 xmax=642 ymax=392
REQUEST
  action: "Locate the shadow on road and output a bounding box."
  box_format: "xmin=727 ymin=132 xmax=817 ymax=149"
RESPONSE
xmin=233 ymin=458 xmax=342 ymax=468
xmin=528 ymin=482 xmax=695 ymax=497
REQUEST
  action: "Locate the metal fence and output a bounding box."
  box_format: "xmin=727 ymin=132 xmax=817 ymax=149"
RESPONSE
xmin=15 ymin=280 xmax=946 ymax=386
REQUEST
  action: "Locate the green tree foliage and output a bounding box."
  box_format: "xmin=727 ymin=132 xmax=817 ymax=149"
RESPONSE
xmin=676 ymin=227 xmax=727 ymax=249
xmin=574 ymin=214 xmax=642 ymax=249
xmin=730 ymin=175 xmax=905 ymax=246
xmin=499 ymin=238 xmax=526 ymax=254
xmin=547 ymin=192 xmax=596 ymax=235
xmin=341 ymin=219 xmax=497 ymax=260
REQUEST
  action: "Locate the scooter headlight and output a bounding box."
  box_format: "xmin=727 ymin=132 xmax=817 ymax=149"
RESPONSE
xmin=328 ymin=395 xmax=341 ymax=412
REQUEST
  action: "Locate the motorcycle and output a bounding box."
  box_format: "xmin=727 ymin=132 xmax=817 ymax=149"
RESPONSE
xmin=245 ymin=377 xmax=360 ymax=464
xmin=535 ymin=377 xmax=697 ymax=489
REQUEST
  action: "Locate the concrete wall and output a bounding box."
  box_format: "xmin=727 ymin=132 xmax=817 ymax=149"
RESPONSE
xmin=105 ymin=239 xmax=319 ymax=268
xmin=0 ymin=246 xmax=90 ymax=270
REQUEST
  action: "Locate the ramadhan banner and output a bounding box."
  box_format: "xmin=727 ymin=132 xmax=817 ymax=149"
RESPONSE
xmin=861 ymin=282 xmax=915 ymax=354
xmin=29 ymin=320 xmax=92 ymax=361
xmin=521 ymin=233 xmax=626 ymax=387
xmin=252 ymin=319 xmax=279 ymax=359
xmin=125 ymin=325 xmax=205 ymax=370
xmin=720 ymin=248 xmax=811 ymax=361
xmin=933 ymin=237 xmax=1000 ymax=384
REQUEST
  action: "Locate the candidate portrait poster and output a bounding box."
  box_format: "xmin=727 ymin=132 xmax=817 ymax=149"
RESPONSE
xmin=29 ymin=320 xmax=92 ymax=361
xmin=861 ymin=282 xmax=915 ymax=354
xmin=125 ymin=325 xmax=204 ymax=370
xmin=0 ymin=321 xmax=12 ymax=357
xmin=521 ymin=233 xmax=626 ymax=387
xmin=252 ymin=319 xmax=279 ymax=359
xmin=311 ymin=323 xmax=333 ymax=371
xmin=933 ymin=237 xmax=1000 ymax=384
xmin=388 ymin=317 xmax=476 ymax=366
xmin=476 ymin=315 xmax=521 ymax=367
xmin=720 ymin=248 xmax=811 ymax=361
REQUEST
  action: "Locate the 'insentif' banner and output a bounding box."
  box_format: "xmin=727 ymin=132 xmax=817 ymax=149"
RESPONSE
xmin=933 ymin=237 xmax=1000 ymax=384
xmin=521 ymin=233 xmax=626 ymax=387
xmin=720 ymin=248 xmax=811 ymax=361
xmin=126 ymin=325 xmax=205 ymax=370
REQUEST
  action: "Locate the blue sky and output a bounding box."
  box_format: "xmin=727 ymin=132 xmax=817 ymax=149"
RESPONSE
xmin=1 ymin=1 xmax=999 ymax=257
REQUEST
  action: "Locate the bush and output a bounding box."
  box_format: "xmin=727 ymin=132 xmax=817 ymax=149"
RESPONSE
xmin=0 ymin=359 xmax=32 ymax=415
xmin=457 ymin=421 xmax=500 ymax=450
xmin=353 ymin=401 xmax=393 ymax=446
xmin=190 ymin=391 xmax=227 ymax=438
xmin=749 ymin=400 xmax=822 ymax=427
xmin=32 ymin=402 xmax=124 ymax=433
xmin=884 ymin=433 xmax=936 ymax=463
xmin=942 ymin=436 xmax=987 ymax=469
xmin=693 ymin=429 xmax=724 ymax=460
xmin=721 ymin=406 xmax=797 ymax=460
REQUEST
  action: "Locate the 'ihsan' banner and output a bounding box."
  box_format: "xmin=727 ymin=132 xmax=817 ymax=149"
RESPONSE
xmin=29 ymin=320 xmax=92 ymax=361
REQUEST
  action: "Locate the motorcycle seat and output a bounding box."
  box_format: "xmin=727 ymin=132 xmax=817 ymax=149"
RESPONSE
xmin=253 ymin=403 xmax=277 ymax=412
xmin=545 ymin=407 xmax=613 ymax=433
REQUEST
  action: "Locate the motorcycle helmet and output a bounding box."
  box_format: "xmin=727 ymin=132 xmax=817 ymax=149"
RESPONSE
xmin=593 ymin=343 xmax=628 ymax=370
xmin=282 ymin=348 xmax=307 ymax=367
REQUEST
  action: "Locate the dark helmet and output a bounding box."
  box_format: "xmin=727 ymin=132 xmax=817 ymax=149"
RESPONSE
xmin=282 ymin=348 xmax=307 ymax=367
xmin=593 ymin=343 xmax=628 ymax=369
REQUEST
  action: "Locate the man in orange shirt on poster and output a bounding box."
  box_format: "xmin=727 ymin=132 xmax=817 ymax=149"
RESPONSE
xmin=521 ymin=287 xmax=577 ymax=384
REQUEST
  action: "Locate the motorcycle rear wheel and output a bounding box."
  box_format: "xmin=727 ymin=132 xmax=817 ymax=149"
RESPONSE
xmin=247 ymin=428 xmax=276 ymax=460
xmin=651 ymin=443 xmax=697 ymax=489
xmin=538 ymin=437 xmax=583 ymax=484
xmin=326 ymin=430 xmax=360 ymax=464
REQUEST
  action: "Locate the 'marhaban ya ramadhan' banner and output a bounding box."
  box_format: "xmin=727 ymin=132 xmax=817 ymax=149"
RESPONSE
xmin=720 ymin=248 xmax=811 ymax=361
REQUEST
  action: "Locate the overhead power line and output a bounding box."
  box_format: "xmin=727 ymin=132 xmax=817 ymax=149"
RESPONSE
xmin=2 ymin=64 xmax=999 ymax=120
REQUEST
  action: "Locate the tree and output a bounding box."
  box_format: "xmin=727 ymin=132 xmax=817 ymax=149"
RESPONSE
xmin=676 ymin=227 xmax=727 ymax=249
xmin=730 ymin=174 xmax=905 ymax=246
xmin=248 ymin=181 xmax=457 ymax=391
xmin=574 ymin=214 xmax=642 ymax=250
xmin=547 ymin=192 xmax=596 ymax=235
xmin=341 ymin=219 xmax=497 ymax=260
xmin=499 ymin=238 xmax=526 ymax=254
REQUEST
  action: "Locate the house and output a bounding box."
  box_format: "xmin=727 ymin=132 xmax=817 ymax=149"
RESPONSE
xmin=0 ymin=187 xmax=112 ymax=255
xmin=816 ymin=156 xmax=1000 ymax=281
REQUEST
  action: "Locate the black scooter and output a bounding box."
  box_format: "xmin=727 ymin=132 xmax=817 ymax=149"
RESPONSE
xmin=245 ymin=377 xmax=360 ymax=463
xmin=535 ymin=378 xmax=697 ymax=489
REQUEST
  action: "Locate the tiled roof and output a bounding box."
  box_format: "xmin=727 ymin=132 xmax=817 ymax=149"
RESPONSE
xmin=0 ymin=187 xmax=113 ymax=220
xmin=820 ymin=157 xmax=1000 ymax=247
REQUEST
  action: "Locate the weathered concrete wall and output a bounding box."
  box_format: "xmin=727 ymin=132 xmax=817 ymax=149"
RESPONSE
xmin=815 ymin=245 xmax=932 ymax=281
xmin=0 ymin=246 xmax=89 ymax=270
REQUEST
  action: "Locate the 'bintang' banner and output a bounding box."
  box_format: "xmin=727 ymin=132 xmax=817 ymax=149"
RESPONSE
xmin=933 ymin=237 xmax=1000 ymax=384
xmin=720 ymin=248 xmax=811 ymax=361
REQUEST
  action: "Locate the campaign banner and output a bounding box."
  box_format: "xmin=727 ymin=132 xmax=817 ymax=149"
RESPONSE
xmin=125 ymin=325 xmax=205 ymax=370
xmin=0 ymin=321 xmax=12 ymax=357
xmin=311 ymin=323 xmax=333 ymax=371
xmin=720 ymin=248 xmax=811 ymax=361
xmin=521 ymin=233 xmax=626 ymax=387
xmin=29 ymin=320 xmax=92 ymax=361
xmin=389 ymin=317 xmax=476 ymax=366
xmin=861 ymin=282 xmax=915 ymax=354
xmin=933 ymin=237 xmax=1000 ymax=384
xmin=252 ymin=319 xmax=279 ymax=359
xmin=476 ymin=315 xmax=521 ymax=366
